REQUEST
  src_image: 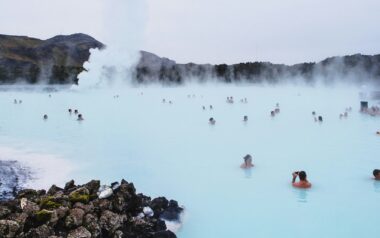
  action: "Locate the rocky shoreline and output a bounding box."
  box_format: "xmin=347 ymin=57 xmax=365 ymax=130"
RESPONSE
xmin=0 ymin=179 xmax=183 ymax=238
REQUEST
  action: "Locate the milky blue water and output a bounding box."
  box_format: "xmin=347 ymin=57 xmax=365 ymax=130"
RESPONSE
xmin=0 ymin=84 xmax=379 ymax=238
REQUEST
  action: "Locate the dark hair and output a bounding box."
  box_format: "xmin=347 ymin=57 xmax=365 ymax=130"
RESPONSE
xmin=244 ymin=154 xmax=251 ymax=161
xmin=299 ymin=171 xmax=307 ymax=181
xmin=373 ymin=169 xmax=380 ymax=177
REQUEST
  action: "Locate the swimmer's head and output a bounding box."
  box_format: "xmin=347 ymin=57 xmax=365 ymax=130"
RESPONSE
xmin=244 ymin=154 xmax=252 ymax=161
xmin=298 ymin=171 xmax=307 ymax=181
xmin=373 ymin=169 xmax=380 ymax=178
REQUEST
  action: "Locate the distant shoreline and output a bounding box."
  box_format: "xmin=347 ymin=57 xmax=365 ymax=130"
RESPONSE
xmin=1 ymin=34 xmax=380 ymax=86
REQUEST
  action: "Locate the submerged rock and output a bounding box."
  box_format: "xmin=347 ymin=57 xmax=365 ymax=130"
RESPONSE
xmin=0 ymin=179 xmax=184 ymax=237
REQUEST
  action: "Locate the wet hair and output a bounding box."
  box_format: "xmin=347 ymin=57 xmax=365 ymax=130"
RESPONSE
xmin=243 ymin=154 xmax=252 ymax=161
xmin=373 ymin=169 xmax=380 ymax=177
xmin=298 ymin=171 xmax=307 ymax=181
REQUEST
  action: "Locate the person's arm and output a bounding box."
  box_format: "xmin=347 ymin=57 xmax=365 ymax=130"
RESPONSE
xmin=292 ymin=172 xmax=298 ymax=183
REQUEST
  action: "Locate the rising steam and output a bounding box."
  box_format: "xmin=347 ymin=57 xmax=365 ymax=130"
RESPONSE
xmin=77 ymin=0 xmax=146 ymax=89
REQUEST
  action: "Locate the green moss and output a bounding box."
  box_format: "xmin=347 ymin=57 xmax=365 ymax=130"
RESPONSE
xmin=40 ymin=196 xmax=62 ymax=209
xmin=89 ymin=194 xmax=98 ymax=201
xmin=69 ymin=192 xmax=90 ymax=204
xmin=35 ymin=209 xmax=52 ymax=223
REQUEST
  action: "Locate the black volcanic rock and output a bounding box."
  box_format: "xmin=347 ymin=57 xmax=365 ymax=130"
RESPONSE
xmin=0 ymin=33 xmax=103 ymax=84
xmin=0 ymin=179 xmax=184 ymax=238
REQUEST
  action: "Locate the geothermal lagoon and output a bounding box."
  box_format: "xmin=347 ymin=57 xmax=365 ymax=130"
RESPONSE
xmin=1 ymin=84 xmax=380 ymax=237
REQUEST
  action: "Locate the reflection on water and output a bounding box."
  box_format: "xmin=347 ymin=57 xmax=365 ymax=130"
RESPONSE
xmin=242 ymin=168 xmax=252 ymax=178
xmin=373 ymin=181 xmax=380 ymax=193
xmin=293 ymin=187 xmax=308 ymax=203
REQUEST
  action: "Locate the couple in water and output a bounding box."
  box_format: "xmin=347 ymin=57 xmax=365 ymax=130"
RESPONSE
xmin=240 ymin=154 xmax=312 ymax=189
xmin=292 ymin=170 xmax=380 ymax=188
xmin=240 ymin=155 xmax=379 ymax=189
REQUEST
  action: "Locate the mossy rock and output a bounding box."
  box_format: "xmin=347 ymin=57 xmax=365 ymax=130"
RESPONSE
xmin=40 ymin=196 xmax=62 ymax=209
xmin=35 ymin=209 xmax=52 ymax=223
xmin=69 ymin=192 xmax=89 ymax=204
xmin=89 ymin=194 xmax=98 ymax=201
xmin=17 ymin=189 xmax=38 ymax=199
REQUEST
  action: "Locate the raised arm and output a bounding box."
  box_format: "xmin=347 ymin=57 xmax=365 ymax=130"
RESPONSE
xmin=292 ymin=172 xmax=298 ymax=183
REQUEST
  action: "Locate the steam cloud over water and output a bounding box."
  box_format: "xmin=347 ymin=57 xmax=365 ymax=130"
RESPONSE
xmin=78 ymin=0 xmax=146 ymax=88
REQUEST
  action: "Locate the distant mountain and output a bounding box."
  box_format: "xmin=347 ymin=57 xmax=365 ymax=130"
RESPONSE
xmin=0 ymin=33 xmax=103 ymax=84
xmin=135 ymin=51 xmax=380 ymax=85
xmin=1 ymin=33 xmax=380 ymax=85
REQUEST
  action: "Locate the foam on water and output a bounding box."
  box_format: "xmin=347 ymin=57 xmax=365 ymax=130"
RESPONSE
xmin=0 ymin=146 xmax=74 ymax=189
xmin=0 ymin=84 xmax=379 ymax=238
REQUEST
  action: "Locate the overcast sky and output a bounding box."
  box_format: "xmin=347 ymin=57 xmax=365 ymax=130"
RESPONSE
xmin=1 ymin=0 xmax=380 ymax=64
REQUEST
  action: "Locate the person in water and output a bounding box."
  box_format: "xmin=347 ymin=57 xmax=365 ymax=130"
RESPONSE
xmin=68 ymin=109 xmax=72 ymax=114
xmin=210 ymin=105 xmax=213 ymax=110
xmin=292 ymin=171 xmax=312 ymax=188
xmin=77 ymin=114 xmax=84 ymax=121
xmin=373 ymin=169 xmax=380 ymax=180
xmin=240 ymin=154 xmax=253 ymax=168
xmin=243 ymin=115 xmax=248 ymax=122
xmin=74 ymin=109 xmax=79 ymax=114
xmin=209 ymin=117 xmax=216 ymax=125
xmin=43 ymin=114 xmax=48 ymax=120
xmin=376 ymin=131 xmax=380 ymax=135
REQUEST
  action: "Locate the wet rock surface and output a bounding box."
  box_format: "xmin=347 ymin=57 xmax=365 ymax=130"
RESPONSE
xmin=0 ymin=179 xmax=183 ymax=237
